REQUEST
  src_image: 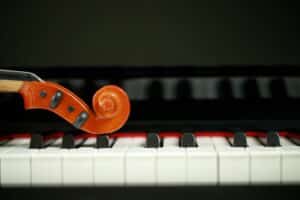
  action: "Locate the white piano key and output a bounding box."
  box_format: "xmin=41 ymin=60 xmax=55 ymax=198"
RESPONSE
xmin=0 ymin=138 xmax=31 ymax=186
xmin=280 ymin=136 xmax=300 ymax=184
xmin=94 ymin=148 xmax=126 ymax=186
xmin=0 ymin=144 xmax=14 ymax=154
xmin=287 ymin=137 xmax=300 ymax=145
xmin=213 ymin=137 xmax=249 ymax=185
xmin=123 ymin=78 xmax=149 ymax=100
xmin=280 ymin=137 xmax=295 ymax=146
xmin=31 ymin=138 xmax=64 ymax=186
xmin=247 ymin=137 xmax=281 ymax=184
xmin=31 ymin=148 xmax=64 ymax=186
xmin=157 ymin=137 xmax=186 ymax=185
xmin=0 ymin=138 xmax=29 ymax=150
xmin=94 ymin=137 xmax=129 ymax=186
xmin=125 ymin=137 xmax=156 ymax=185
xmin=193 ymin=78 xmax=219 ymax=99
xmin=211 ymin=137 xmax=229 ymax=147
xmin=186 ymin=137 xmax=217 ymax=185
xmin=196 ymin=136 xmax=214 ymax=147
xmin=62 ymin=138 xmax=96 ymax=186
xmin=6 ymin=138 xmax=30 ymax=147
xmin=1 ymin=147 xmax=36 ymax=186
xmin=50 ymin=137 xmax=63 ymax=147
xmin=113 ymin=137 xmax=132 ymax=148
xmin=162 ymin=137 xmax=178 ymax=146
xmin=130 ymin=137 xmax=146 ymax=147
xmin=0 ymin=140 xmax=19 ymax=186
xmin=83 ymin=137 xmax=97 ymax=147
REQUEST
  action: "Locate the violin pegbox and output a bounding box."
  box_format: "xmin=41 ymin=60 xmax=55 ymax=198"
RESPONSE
xmin=18 ymin=81 xmax=130 ymax=135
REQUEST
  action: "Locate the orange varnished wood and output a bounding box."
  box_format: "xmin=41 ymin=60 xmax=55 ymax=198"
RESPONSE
xmin=18 ymin=81 xmax=130 ymax=135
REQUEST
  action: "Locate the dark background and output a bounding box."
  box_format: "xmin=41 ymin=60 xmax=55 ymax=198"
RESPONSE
xmin=0 ymin=1 xmax=299 ymax=66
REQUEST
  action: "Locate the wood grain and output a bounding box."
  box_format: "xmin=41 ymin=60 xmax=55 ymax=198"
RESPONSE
xmin=0 ymin=80 xmax=24 ymax=92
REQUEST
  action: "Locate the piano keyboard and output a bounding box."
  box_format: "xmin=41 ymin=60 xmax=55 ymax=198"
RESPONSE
xmin=0 ymin=132 xmax=300 ymax=186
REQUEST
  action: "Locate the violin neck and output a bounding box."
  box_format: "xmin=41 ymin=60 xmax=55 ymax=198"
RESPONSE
xmin=0 ymin=69 xmax=42 ymax=92
xmin=0 ymin=80 xmax=24 ymax=92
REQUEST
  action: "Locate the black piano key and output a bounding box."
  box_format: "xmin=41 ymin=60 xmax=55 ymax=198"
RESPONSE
xmin=269 ymin=78 xmax=288 ymax=98
xmin=146 ymin=133 xmax=160 ymax=148
xmin=30 ymin=133 xmax=44 ymax=149
xmin=266 ymin=131 xmax=281 ymax=147
xmin=243 ymin=79 xmax=260 ymax=99
xmin=96 ymin=135 xmax=110 ymax=148
xmin=175 ymin=79 xmax=192 ymax=100
xmin=30 ymin=131 xmax=57 ymax=149
xmin=233 ymin=131 xmax=247 ymax=147
xmin=81 ymin=79 xmax=99 ymax=102
xmin=62 ymin=132 xmax=86 ymax=149
xmin=217 ymin=79 xmax=234 ymax=99
xmin=179 ymin=132 xmax=197 ymax=147
xmin=146 ymin=80 xmax=164 ymax=100
xmin=109 ymin=79 xmax=123 ymax=87
xmin=62 ymin=133 xmax=74 ymax=149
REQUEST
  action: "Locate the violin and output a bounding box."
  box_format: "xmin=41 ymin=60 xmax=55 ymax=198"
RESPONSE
xmin=0 ymin=69 xmax=130 ymax=135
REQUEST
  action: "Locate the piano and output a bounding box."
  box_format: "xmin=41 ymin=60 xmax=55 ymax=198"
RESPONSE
xmin=1 ymin=66 xmax=300 ymax=198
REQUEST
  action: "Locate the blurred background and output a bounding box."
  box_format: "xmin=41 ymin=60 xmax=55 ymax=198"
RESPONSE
xmin=0 ymin=1 xmax=299 ymax=66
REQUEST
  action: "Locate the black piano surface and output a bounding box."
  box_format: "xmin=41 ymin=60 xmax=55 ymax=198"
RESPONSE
xmin=1 ymin=186 xmax=300 ymax=200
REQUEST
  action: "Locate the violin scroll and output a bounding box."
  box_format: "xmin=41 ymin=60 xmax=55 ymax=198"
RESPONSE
xmin=93 ymin=85 xmax=127 ymax=119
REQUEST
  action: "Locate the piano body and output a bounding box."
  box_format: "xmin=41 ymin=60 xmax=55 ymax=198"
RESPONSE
xmin=1 ymin=66 xmax=300 ymax=198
